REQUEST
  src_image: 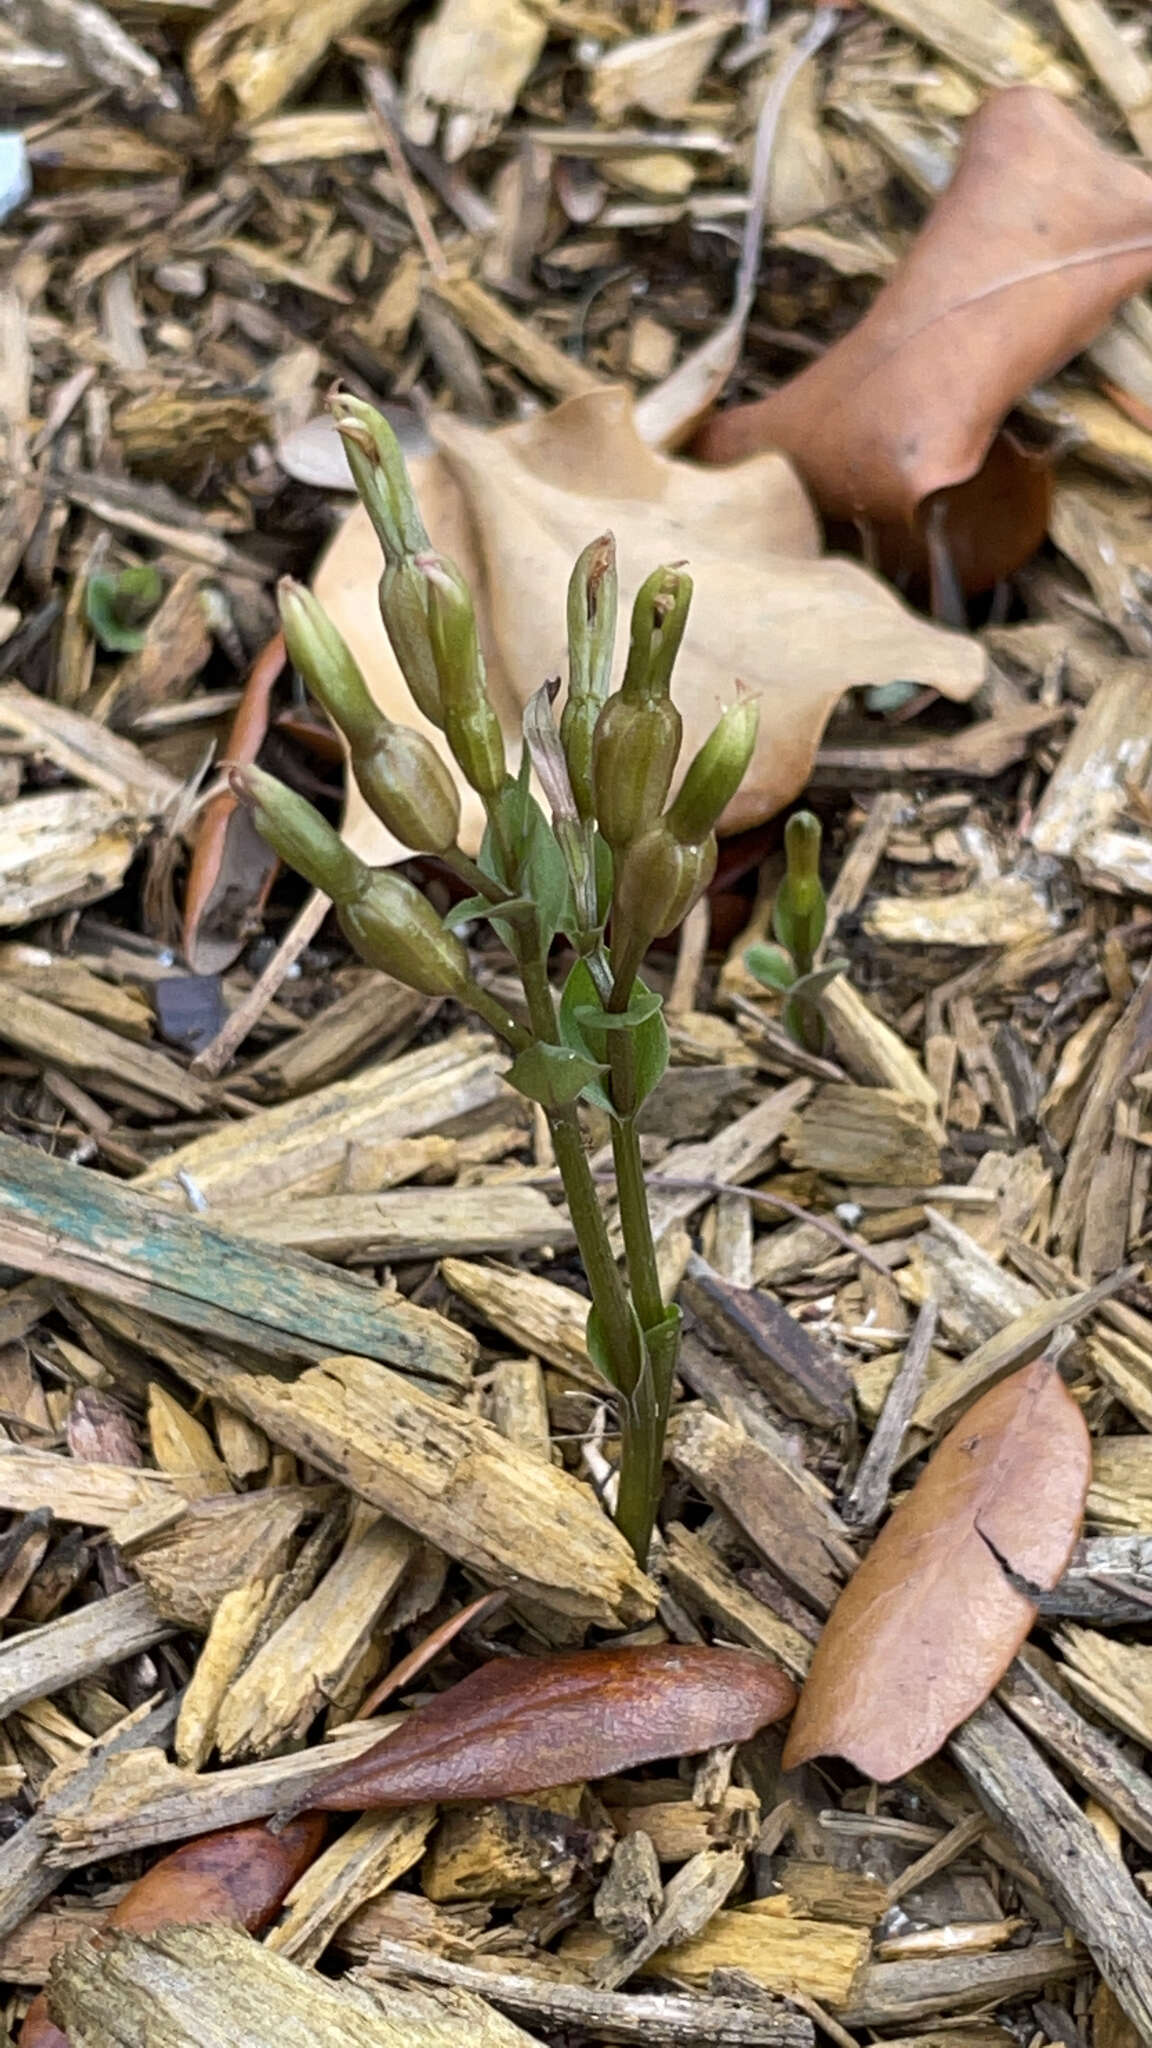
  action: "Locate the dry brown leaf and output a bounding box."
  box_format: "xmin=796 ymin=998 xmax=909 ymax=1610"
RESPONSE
xmin=311 ymin=1643 xmax=796 ymax=1811
xmin=783 ymin=1360 xmax=1091 ymax=1782
xmin=18 ymin=1816 xmax=324 ymax=2048
xmin=693 ymin=88 xmax=1152 ymax=593
xmin=313 ymin=388 xmax=984 ymax=865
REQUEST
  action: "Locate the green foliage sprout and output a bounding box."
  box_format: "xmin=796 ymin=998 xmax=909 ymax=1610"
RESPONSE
xmin=234 ymin=398 xmax=760 ymax=1567
xmin=745 ymin=810 xmax=847 ymax=1054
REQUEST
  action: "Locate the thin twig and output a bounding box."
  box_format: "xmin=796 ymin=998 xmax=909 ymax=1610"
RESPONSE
xmin=190 ymin=887 xmax=329 ymax=1078
xmin=843 ymin=1297 xmax=939 ymax=1527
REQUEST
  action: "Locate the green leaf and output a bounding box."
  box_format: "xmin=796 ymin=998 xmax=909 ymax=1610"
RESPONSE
xmin=788 ymin=959 xmax=849 ymax=1003
xmin=585 ymin=1299 xmax=648 ymax=1397
xmin=519 ymin=801 xmax=576 ymax=945
xmin=506 ymin=1041 xmax=607 ymax=1109
xmin=560 ymin=962 xmax=669 ymax=1114
xmin=85 ymin=564 xmax=164 ymax=653
xmin=572 ymin=989 xmax=662 ymax=1032
xmin=745 ymin=942 xmax=797 ymax=993
xmin=444 ymin=893 xmax=536 ymax=935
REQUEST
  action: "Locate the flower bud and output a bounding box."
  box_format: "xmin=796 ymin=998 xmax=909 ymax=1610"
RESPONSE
xmin=378 ymin=559 xmax=443 ymax=728
xmin=420 ymin=553 xmax=507 ymax=802
xmin=330 ymin=395 xmax=429 ymax=561
xmin=279 ymin=579 xmax=378 ymax=751
xmin=229 ymin=765 xmax=363 ymax=902
xmin=620 ymin=566 xmax=692 ymax=705
xmin=338 ymin=869 xmax=473 ymax=999
xmin=666 ymin=697 xmax=759 ymax=846
xmin=615 ymin=825 xmax=717 ymax=945
xmin=354 ymin=724 xmax=461 ymax=855
xmin=592 ymin=694 xmax=682 ymax=851
xmin=561 ymin=534 xmax=617 ymax=822
xmin=773 ymin=809 xmax=826 ymax=967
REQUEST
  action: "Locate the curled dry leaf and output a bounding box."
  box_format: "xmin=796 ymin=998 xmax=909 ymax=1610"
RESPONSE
xmin=19 ymin=1815 xmax=324 ymax=2048
xmin=182 ymin=632 xmax=286 ymax=975
xmin=783 ymin=1360 xmax=1091 ymax=1783
xmin=312 ymin=387 xmax=984 ymax=865
xmin=693 ymin=88 xmax=1152 ymax=594
xmin=311 ymin=1643 xmax=796 ymax=1810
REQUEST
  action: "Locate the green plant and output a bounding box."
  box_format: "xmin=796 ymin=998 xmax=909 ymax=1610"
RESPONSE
xmin=745 ymin=810 xmax=846 ymax=1054
xmin=85 ymin=563 xmax=164 ymax=652
xmin=230 ymin=397 xmax=758 ymax=1567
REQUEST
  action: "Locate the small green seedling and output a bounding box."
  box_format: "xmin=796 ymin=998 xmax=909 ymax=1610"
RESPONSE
xmin=230 ymin=396 xmax=760 ymax=1568
xmin=745 ymin=810 xmax=847 ymax=1054
xmin=85 ymin=564 xmax=164 ymax=653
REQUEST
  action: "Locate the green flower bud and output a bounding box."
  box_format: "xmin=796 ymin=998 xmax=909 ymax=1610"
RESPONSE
xmin=616 ymin=825 xmax=717 ymax=943
xmin=229 ymin=765 xmax=363 ymax=902
xmin=279 ymin=579 xmax=379 ymax=752
xmin=378 ymin=558 xmax=443 ymax=728
xmin=354 ymin=724 xmax=461 ymax=856
xmin=338 ymin=868 xmax=473 ymax=999
xmin=666 ymin=697 xmax=759 ymax=846
xmin=773 ymin=809 xmax=826 ymax=970
xmin=420 ymin=553 xmax=507 ymax=803
xmin=592 ymin=694 xmax=682 ymax=851
xmin=561 ymin=534 xmax=617 ymax=822
xmin=620 ymin=566 xmax=692 ymax=705
xmin=330 ymin=395 xmax=429 ymax=561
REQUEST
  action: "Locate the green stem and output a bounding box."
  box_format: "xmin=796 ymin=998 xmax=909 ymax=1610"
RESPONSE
xmin=443 ymin=846 xmax=513 ymax=906
xmin=464 ymin=981 xmax=533 ymax=1054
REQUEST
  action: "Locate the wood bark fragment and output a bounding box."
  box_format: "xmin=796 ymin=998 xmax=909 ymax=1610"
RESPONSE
xmin=0 ymin=1135 xmax=473 ymax=1388
xmin=0 ymin=1583 xmax=171 ymax=1718
xmin=784 ymin=1084 xmax=941 ymax=1186
xmin=950 ymin=1697 xmax=1152 ymax=2039
xmin=48 ymin=1919 xmax=538 ymax=2048
xmin=360 ymin=1938 xmax=814 ymax=2045
xmin=996 ymin=1653 xmax=1152 ymax=1853
xmin=841 ymin=1938 xmax=1080 ymax=2026
xmin=682 ymin=1255 xmax=852 ymax=1428
xmin=844 ymin=1299 xmax=938 ymax=1528
xmin=565 ymin=1903 xmax=869 ymax=2005
xmin=266 ymin=1806 xmax=435 ymax=1967
xmin=625 ymin=1078 xmax=813 ymax=1245
xmin=217 ymin=1184 xmax=571 ymax=1262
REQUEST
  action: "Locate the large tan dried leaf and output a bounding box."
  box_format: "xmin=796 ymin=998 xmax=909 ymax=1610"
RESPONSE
xmin=693 ymin=89 xmax=1152 ymax=592
xmin=783 ymin=1360 xmax=1091 ymax=1782
xmin=313 ymin=388 xmax=984 ymax=865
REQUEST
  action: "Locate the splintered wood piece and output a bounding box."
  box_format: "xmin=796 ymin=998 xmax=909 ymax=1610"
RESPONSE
xmin=358 ymin=1940 xmax=814 ymax=2045
xmin=216 ymin=1185 xmax=571 ymax=1263
xmin=911 ymin=1268 xmax=1133 ymax=1439
xmin=138 ymin=1031 xmax=508 ymax=1204
xmin=0 ymin=789 xmax=153 ymax=928
xmin=682 ymin=1256 xmax=852 ymax=1428
xmin=1028 ymin=660 xmax=1152 ymax=858
xmin=48 ymin=1920 xmax=538 ymax=2048
xmin=628 ymin=1079 xmax=813 ymax=1246
xmin=0 ymin=984 xmax=211 ymax=1115
xmin=841 ymin=1938 xmax=1081 ymax=2027
xmin=603 ymin=1780 xmax=760 ymax=1865
xmin=0 ymin=1584 xmax=171 ymax=1720
xmin=785 ymin=1362 xmax=1091 ymax=1780
xmin=668 ymin=1407 xmax=855 ymax=1616
xmin=817 ymin=977 xmax=939 ymax=1115
xmin=0 ymin=683 xmax=178 ymax=812
xmin=0 ymin=1136 xmax=473 ymax=1389
xmin=244 ymin=974 xmax=428 ymax=1099
xmin=421 ymin=1793 xmax=599 ymax=1906
xmin=564 ymin=1905 xmax=868 ymax=2006
xmin=951 ymin=1699 xmax=1152 ymax=2038
xmin=176 ymin=1581 xmax=271 ymax=1770
xmin=997 ymin=1653 xmax=1152 ymax=1852
xmin=862 ymin=876 xmax=1057 ymax=949
xmin=128 ymin=1486 xmax=331 ymax=1628
xmin=403 ymin=0 xmax=547 ymax=159
xmin=214 ymin=1514 xmax=416 ymax=1759
xmin=1057 ymin=1625 xmax=1152 ymax=1750
xmin=784 ymin=1084 xmax=941 ymax=1187
xmin=187 ymin=0 xmax=402 ymax=123
xmin=0 ymin=1446 xmax=177 ymax=1527
xmin=440 ymin=1258 xmax=597 ymax=1383
xmin=425 ymin=274 xmax=602 ymax=398
xmin=845 ymin=1300 xmax=938 ymax=1529
xmin=663 ymin=1524 xmax=814 ymax=1681
xmin=594 ymin=1846 xmax=746 ymax=1991
xmin=266 ymin=1807 xmax=435 ymax=1967
xmin=123 ymin=1338 xmax=654 ymax=1628
xmin=148 ymin=1384 xmax=231 ymax=1500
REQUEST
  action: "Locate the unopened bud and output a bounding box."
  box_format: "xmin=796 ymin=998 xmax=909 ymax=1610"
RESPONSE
xmin=338 ymin=868 xmax=473 ymax=999
xmin=378 ymin=559 xmax=443 ymax=728
xmin=666 ymin=697 xmax=759 ymax=846
xmin=229 ymin=765 xmax=362 ymax=902
xmin=330 ymin=395 xmax=429 ymax=561
xmin=593 ymin=694 xmax=682 ymax=852
xmin=420 ymin=553 xmax=507 ymax=803
xmin=616 ymin=825 xmax=717 ymax=945
xmin=620 ymin=566 xmax=692 ymax=705
xmin=773 ymin=809 xmax=826 ymax=968
xmin=562 ymin=534 xmax=617 ymax=821
xmin=354 ymin=725 xmax=461 ymax=856
xmin=279 ymin=579 xmax=378 ymax=751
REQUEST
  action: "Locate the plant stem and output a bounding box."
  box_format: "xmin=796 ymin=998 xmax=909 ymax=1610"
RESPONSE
xmin=464 ymin=981 xmax=533 ymax=1054
xmin=443 ymin=847 xmax=513 ymax=906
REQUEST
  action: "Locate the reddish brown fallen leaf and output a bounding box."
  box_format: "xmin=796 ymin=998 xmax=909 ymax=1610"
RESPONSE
xmin=19 ymin=1815 xmax=324 ymax=2048
xmin=313 ymin=1643 xmax=796 ymax=1811
xmin=692 ymin=88 xmax=1152 ymax=593
xmin=182 ymin=632 xmax=286 ymax=975
xmin=783 ymin=1360 xmax=1090 ymax=1783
